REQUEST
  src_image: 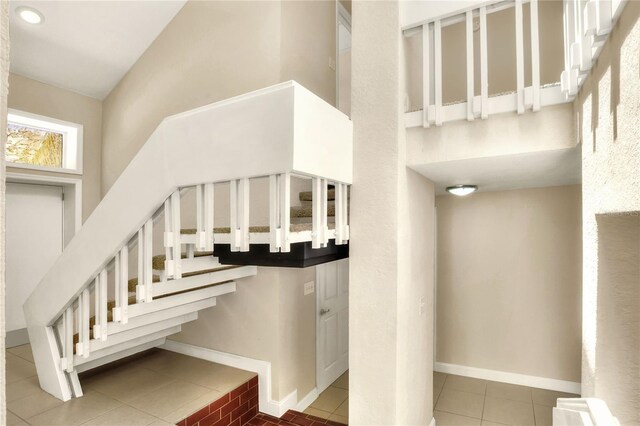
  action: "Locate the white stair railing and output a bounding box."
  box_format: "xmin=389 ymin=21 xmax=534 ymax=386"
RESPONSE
xmin=24 ymin=81 xmax=352 ymax=402
xmin=404 ymin=0 xmax=570 ymax=128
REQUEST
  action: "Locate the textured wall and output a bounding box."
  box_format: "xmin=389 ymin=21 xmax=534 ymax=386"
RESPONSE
xmin=351 ymin=1 xmax=435 ymax=423
xmin=436 ymin=186 xmax=582 ymax=382
xmin=576 ymin=3 xmax=640 ymax=424
xmin=7 ymin=74 xmax=103 ymax=221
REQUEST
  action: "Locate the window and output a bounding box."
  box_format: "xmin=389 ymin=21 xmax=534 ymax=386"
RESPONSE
xmin=6 ymin=109 xmax=83 ymax=174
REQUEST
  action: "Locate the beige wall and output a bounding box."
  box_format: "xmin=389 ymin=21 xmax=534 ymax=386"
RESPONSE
xmin=576 ymin=3 xmax=640 ymax=423
xmin=404 ymin=0 xmax=563 ymax=110
xmin=171 ymin=266 xmax=316 ymax=401
xmin=7 ymin=73 xmax=102 ymax=221
xmin=436 ymin=186 xmax=582 ymax=382
xmin=101 ymin=0 xmax=336 ymax=403
xmin=351 ymin=1 xmax=435 ymax=423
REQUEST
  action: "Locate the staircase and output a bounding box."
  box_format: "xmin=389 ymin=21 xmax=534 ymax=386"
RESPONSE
xmin=23 ymin=81 xmax=353 ymax=403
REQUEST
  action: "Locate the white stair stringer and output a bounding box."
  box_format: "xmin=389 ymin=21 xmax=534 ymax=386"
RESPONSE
xmin=75 ymin=338 xmax=167 ymax=374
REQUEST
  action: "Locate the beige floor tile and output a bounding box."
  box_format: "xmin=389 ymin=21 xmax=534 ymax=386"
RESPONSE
xmin=6 ymin=355 xmax=37 ymax=384
xmin=81 ymin=405 xmax=158 ymax=426
xmin=335 ymin=398 xmax=349 ymax=417
xmin=180 ymin=362 xmax=256 ymax=393
xmin=147 ymin=420 xmax=176 ymax=426
xmin=141 ymin=352 xmax=211 ymax=378
xmin=481 ymin=421 xmax=508 ymax=426
xmin=486 ymin=382 xmax=532 ymax=403
xmin=310 ymin=386 xmax=349 ymax=413
xmin=533 ymin=404 xmax=553 ymax=426
xmin=332 ymin=371 xmax=349 ymax=390
xmin=303 ymin=406 xmax=332 ymax=419
xmin=328 ymin=413 xmax=349 ymax=424
xmin=8 ymin=344 xmax=35 ymax=363
xmin=435 ymin=388 xmax=484 ymax=419
xmin=483 ymin=396 xmax=534 ymax=426
xmin=162 ymin=389 xmax=224 ymax=423
xmin=82 ymin=367 xmax=176 ymax=402
xmin=531 ymin=388 xmax=576 ymax=407
xmin=128 ymin=380 xmax=211 ymax=418
xmin=27 ymin=391 xmax=122 ymax=426
xmin=7 ymin=388 xmax=64 ymax=419
xmin=445 ymin=375 xmax=488 ymax=395
xmin=7 ymin=410 xmax=27 ymax=426
xmin=434 ymin=383 xmax=443 ymax=408
xmin=434 ymin=410 xmax=482 ymax=426
xmin=7 ymin=376 xmax=44 ymax=402
xmin=434 ymin=372 xmax=447 ymax=389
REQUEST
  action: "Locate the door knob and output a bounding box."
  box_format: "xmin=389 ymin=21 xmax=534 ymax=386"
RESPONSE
xmin=320 ymin=308 xmax=331 ymax=316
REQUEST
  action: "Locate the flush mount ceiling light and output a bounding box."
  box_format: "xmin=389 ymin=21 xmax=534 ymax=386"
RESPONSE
xmin=16 ymin=6 xmax=44 ymax=25
xmin=446 ymin=185 xmax=478 ymax=196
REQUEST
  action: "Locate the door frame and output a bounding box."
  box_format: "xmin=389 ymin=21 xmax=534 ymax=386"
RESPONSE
xmin=6 ymin=171 xmax=82 ymax=247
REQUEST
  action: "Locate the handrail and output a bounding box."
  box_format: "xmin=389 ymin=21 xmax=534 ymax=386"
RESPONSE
xmin=24 ymin=81 xmax=352 ymax=330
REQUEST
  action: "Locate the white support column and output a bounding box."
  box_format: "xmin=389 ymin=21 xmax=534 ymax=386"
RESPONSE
xmin=530 ymin=0 xmax=541 ymax=111
xmin=170 ymin=191 xmax=182 ymax=278
xmin=280 ymin=173 xmax=291 ymax=253
xmin=434 ymin=19 xmax=443 ymax=126
xmin=93 ymin=276 xmax=101 ymax=339
xmin=76 ymin=289 xmax=90 ymax=358
xmin=466 ymin=11 xmax=475 ymax=121
xmin=269 ymin=174 xmax=281 ymax=252
xmin=515 ymin=0 xmax=525 ymax=114
xmin=312 ymin=178 xmax=329 ymax=249
xmin=137 ymin=228 xmax=145 ymax=302
xmin=204 ymin=183 xmax=214 ymax=251
xmin=196 ymin=184 xmax=205 ymax=251
xmin=118 ymin=248 xmax=128 ymax=326
xmin=422 ymin=23 xmax=430 ymax=128
xmin=113 ymin=254 xmax=122 ymax=322
xmin=230 ymin=178 xmax=250 ymax=252
xmin=143 ymin=219 xmax=153 ymax=302
xmin=63 ymin=307 xmax=74 ymax=373
xmin=480 ymin=6 xmax=489 ymax=119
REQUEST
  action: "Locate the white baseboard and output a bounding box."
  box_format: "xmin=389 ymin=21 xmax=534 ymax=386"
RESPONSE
xmin=430 ymin=416 xmax=436 ymax=426
xmin=161 ymin=340 xmax=298 ymax=417
xmin=434 ymin=362 xmax=581 ymax=394
xmin=296 ymin=387 xmax=319 ymax=412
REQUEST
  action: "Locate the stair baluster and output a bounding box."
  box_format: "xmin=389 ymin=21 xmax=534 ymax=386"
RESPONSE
xmin=63 ymin=306 xmax=74 ymax=373
xmin=118 ymin=248 xmax=128 ymax=325
xmin=230 ymin=178 xmax=250 ymax=252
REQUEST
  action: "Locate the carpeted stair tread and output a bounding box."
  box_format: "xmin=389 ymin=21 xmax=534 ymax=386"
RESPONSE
xmin=152 ymin=251 xmax=213 ymax=271
xmin=298 ymin=188 xmax=350 ymax=202
xmin=290 ymin=204 xmax=335 ymax=218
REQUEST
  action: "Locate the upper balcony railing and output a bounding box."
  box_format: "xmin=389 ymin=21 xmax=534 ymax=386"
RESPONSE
xmin=401 ymin=0 xmax=627 ymax=129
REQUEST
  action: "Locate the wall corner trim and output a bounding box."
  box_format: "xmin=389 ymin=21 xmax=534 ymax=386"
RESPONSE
xmin=434 ymin=362 xmax=581 ymax=394
xmin=161 ymin=340 xmax=298 ymax=417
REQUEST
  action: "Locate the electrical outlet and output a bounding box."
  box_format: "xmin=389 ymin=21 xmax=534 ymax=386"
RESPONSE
xmin=304 ymin=281 xmax=315 ymax=296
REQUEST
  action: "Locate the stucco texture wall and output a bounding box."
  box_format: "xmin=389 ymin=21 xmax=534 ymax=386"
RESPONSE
xmin=436 ymin=186 xmax=582 ymax=382
xmin=576 ymin=3 xmax=639 ymax=424
xmin=351 ymin=1 xmax=435 ymax=424
xmin=7 ymin=73 xmax=103 ymax=221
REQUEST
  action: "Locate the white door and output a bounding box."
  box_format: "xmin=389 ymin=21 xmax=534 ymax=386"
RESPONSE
xmin=6 ymin=182 xmax=63 ymax=332
xmin=316 ymin=258 xmax=349 ymax=393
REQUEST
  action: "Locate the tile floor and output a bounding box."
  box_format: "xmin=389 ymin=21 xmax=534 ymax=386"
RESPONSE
xmin=433 ymin=372 xmax=579 ymax=426
xmin=6 ymin=345 xmax=256 ymax=426
xmin=303 ymin=371 xmax=349 ymax=424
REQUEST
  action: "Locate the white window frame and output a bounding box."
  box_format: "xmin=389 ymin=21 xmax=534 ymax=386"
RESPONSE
xmin=7 ymin=109 xmax=83 ymax=175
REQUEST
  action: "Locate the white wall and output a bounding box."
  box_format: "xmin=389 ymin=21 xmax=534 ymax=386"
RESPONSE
xmin=351 ymin=1 xmax=435 ymax=423
xmin=576 ymin=3 xmax=640 ymax=424
xmin=436 ymin=186 xmax=582 ymax=382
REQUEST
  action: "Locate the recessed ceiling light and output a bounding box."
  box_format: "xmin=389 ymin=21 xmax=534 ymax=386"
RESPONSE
xmin=16 ymin=6 xmax=44 ymax=25
xmin=446 ymin=185 xmax=478 ymax=196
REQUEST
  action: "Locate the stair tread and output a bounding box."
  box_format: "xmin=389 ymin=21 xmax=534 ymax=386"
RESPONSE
xmin=298 ymin=188 xmax=350 ymax=202
xmin=73 ymin=278 xmax=236 ymax=353
xmin=290 ymin=205 xmax=335 ymax=218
